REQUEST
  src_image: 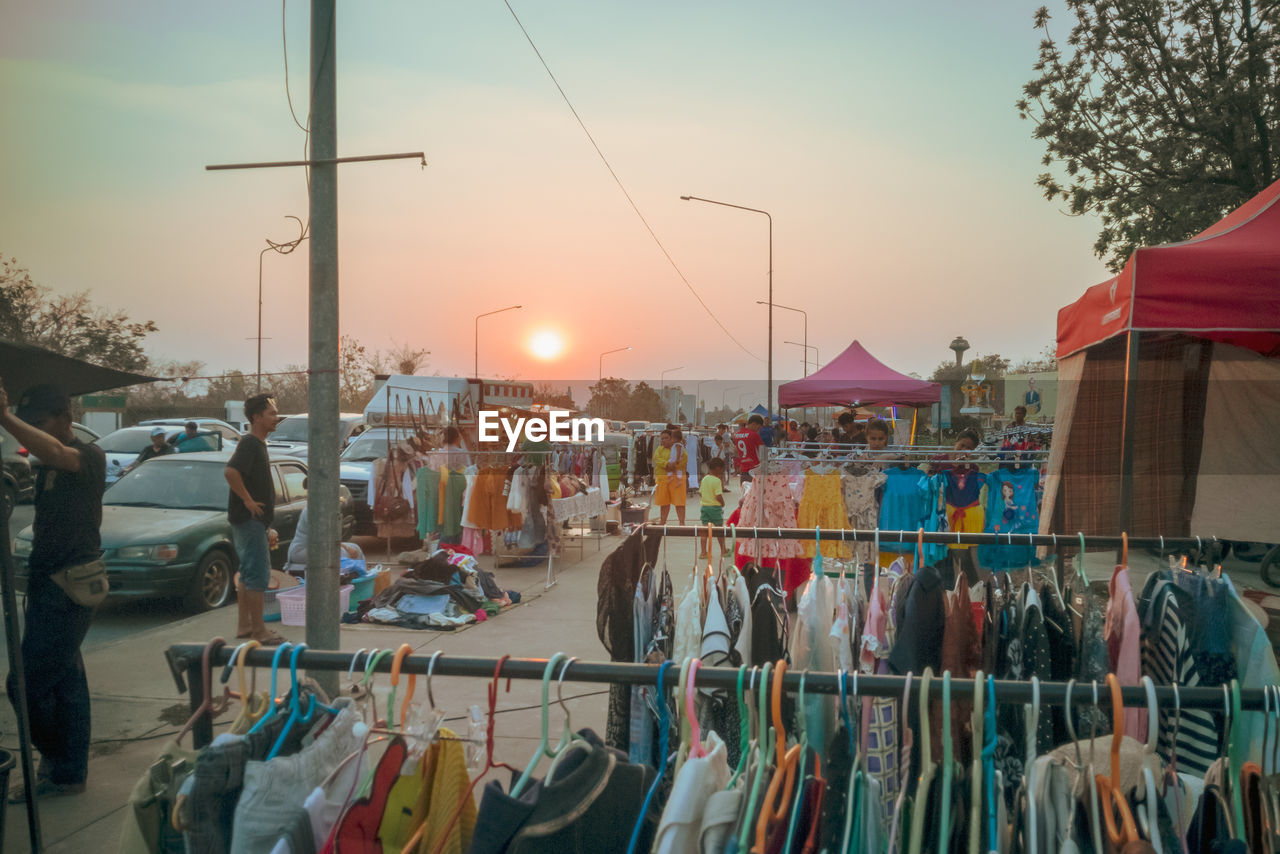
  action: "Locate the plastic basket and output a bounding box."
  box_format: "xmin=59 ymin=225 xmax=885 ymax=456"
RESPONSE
xmin=263 ymin=585 xmax=287 ymax=622
xmin=278 ymin=584 xmax=353 ymax=626
xmin=348 ymin=573 xmax=377 ymax=612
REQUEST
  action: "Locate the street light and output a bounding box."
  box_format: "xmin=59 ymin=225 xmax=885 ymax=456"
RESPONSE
xmin=475 ymin=305 xmax=522 ymax=377
xmin=784 ymin=340 xmax=819 ymax=372
xmin=682 ymin=195 xmax=773 ymax=414
xmin=695 ymin=380 xmax=710 ymax=423
xmin=252 ymin=216 xmax=306 ymax=392
xmin=721 ymin=386 xmax=739 ymax=413
xmin=757 ymin=303 xmax=808 ymax=376
xmin=660 ymin=366 xmax=684 ymax=421
xmin=598 ymin=346 xmax=631 ymax=382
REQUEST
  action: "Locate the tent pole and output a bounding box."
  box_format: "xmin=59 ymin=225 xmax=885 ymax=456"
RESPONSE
xmin=1117 ymin=330 xmax=1140 ymax=550
xmin=0 ymin=519 xmax=43 ymax=851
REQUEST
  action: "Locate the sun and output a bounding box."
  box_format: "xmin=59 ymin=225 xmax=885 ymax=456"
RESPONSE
xmin=528 ymin=329 xmax=565 ymax=361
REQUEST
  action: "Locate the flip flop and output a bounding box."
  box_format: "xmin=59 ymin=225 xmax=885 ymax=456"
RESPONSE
xmin=252 ymin=630 xmax=286 ymax=646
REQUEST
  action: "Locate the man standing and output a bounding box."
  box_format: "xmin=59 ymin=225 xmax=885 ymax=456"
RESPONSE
xmin=225 ymin=393 xmax=284 ymax=644
xmin=126 ymin=426 xmax=174 ymax=473
xmin=732 ymin=414 xmax=765 ymax=484
xmin=0 ymin=380 xmax=105 ymax=799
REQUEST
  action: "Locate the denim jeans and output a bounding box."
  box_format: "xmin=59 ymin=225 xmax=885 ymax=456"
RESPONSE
xmin=231 ymin=520 xmax=271 ymax=591
xmin=7 ymin=577 xmax=93 ymax=783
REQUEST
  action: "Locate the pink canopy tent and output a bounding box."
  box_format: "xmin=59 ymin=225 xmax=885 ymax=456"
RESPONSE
xmin=778 ymin=340 xmax=940 ymax=408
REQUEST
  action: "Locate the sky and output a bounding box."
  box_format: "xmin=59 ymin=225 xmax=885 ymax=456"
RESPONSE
xmin=0 ymin=0 xmax=1109 ymax=402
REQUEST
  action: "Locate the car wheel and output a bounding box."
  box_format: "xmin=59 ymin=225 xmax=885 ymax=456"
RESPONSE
xmin=184 ymin=550 xmax=234 ymax=612
xmin=1261 ymin=545 xmax=1280 ymax=590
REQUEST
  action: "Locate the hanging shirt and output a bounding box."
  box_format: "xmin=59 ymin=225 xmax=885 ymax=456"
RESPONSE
xmin=877 ymin=466 xmax=929 ymax=552
xmin=732 ymin=428 xmax=764 ymax=473
xmin=975 ymin=467 xmax=1040 ymax=570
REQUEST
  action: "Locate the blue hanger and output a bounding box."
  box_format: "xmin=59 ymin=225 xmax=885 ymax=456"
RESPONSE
xmin=983 ymin=674 xmax=998 ymax=851
xmin=247 ymin=642 xmax=294 ymax=735
xmin=627 ymin=661 xmax=672 ymax=854
xmin=266 ymin=643 xmax=340 ymax=760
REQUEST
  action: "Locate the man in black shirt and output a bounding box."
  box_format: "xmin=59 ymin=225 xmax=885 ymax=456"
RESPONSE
xmin=126 ymin=426 xmax=174 ymax=473
xmin=0 ymin=380 xmax=105 ymax=799
xmin=224 ymin=392 xmax=283 ymax=644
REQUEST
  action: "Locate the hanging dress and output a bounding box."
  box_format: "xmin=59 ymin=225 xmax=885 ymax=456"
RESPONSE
xmin=797 ymin=470 xmax=852 ymax=559
xmin=840 ymin=468 xmax=885 ymax=566
xmin=975 ymin=466 xmax=1040 ymax=570
xmin=735 ymin=474 xmax=804 ymax=560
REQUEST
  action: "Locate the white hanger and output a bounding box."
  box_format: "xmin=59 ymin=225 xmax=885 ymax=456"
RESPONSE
xmin=1139 ymin=677 xmax=1163 ymax=854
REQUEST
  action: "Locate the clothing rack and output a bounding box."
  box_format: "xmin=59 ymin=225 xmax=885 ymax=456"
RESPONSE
xmin=164 ymin=643 xmax=1273 ymax=751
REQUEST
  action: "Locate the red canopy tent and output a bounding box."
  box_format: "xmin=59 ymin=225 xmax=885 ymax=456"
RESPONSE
xmin=1044 ymin=178 xmax=1280 ymax=542
xmin=778 ymin=340 xmax=940 ymax=407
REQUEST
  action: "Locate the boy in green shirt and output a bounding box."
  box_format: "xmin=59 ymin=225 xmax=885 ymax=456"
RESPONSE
xmin=699 ymin=457 xmax=727 ymax=558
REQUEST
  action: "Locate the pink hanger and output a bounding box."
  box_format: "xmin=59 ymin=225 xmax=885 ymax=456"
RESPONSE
xmin=685 ymin=658 xmax=707 ymax=759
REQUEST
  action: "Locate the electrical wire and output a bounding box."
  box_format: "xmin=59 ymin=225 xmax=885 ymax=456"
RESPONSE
xmin=501 ymin=0 xmax=764 ymax=363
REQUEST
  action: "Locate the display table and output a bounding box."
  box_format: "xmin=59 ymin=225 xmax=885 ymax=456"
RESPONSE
xmin=550 ymin=486 xmax=606 ymax=521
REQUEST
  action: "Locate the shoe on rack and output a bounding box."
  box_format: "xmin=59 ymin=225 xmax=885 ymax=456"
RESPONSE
xmin=8 ymin=778 xmax=86 ymax=803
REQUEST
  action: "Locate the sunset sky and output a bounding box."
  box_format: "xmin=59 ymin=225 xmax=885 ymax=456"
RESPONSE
xmin=1 ymin=0 xmax=1108 ymax=396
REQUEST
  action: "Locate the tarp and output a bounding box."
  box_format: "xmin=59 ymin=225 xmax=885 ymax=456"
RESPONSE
xmin=0 ymin=337 xmax=159 ymax=399
xmin=1057 ymin=177 xmax=1280 ymax=360
xmin=778 ymin=340 xmax=940 ymax=407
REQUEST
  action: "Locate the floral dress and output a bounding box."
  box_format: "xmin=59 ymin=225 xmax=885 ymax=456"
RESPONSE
xmin=840 ymin=469 xmax=886 ymax=566
xmin=735 ymin=474 xmax=804 ymax=560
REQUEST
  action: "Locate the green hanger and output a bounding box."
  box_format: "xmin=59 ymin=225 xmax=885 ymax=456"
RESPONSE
xmin=1077 ymin=532 xmax=1089 ymax=588
xmin=511 ymin=653 xmax=569 ymax=797
xmin=939 ymin=670 xmax=953 ymax=854
xmin=1230 ymin=679 xmax=1245 ymax=836
xmin=727 ymin=664 xmax=753 ymax=789
xmin=738 ymin=661 xmax=774 ymax=854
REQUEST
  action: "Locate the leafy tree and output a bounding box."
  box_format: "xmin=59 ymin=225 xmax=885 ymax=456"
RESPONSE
xmin=1018 ymin=1 xmax=1280 ymax=271
xmin=339 ymin=334 xmax=377 ymax=411
xmin=1 ymin=255 xmax=158 ymax=371
xmin=929 ymin=354 xmax=1011 ymax=384
xmin=587 ymin=377 xmax=632 ymax=419
xmin=629 ymin=381 xmax=666 ymax=422
xmin=1012 ymin=341 xmax=1060 ymax=374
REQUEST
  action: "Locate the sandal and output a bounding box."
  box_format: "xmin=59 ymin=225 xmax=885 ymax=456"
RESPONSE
xmin=252 ymin=630 xmax=286 ymax=646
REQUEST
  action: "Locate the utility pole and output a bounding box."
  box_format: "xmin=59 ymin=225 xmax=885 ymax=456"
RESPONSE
xmin=306 ymin=0 xmax=341 ymax=695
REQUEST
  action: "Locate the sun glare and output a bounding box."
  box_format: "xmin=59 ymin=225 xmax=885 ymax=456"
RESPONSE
xmin=528 ymin=329 xmax=565 ymax=361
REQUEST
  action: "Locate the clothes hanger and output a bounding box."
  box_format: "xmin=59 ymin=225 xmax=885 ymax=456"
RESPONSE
xmin=968 ymin=669 xmax=985 ymax=854
xmin=1076 ymin=531 xmax=1089 ymax=589
xmin=888 ymin=671 xmax=916 ymax=854
xmin=738 ymin=661 xmax=776 ymax=854
xmin=1023 ymin=676 xmax=1041 ymax=854
xmin=510 ymin=653 xmax=570 ymax=798
xmin=247 ymin=641 xmax=295 ymax=735
xmin=176 ymin=637 xmax=232 ymax=745
xmin=939 ymin=670 xmax=955 ymax=854
xmin=838 ymin=669 xmax=860 ymax=854
xmin=781 ymin=672 xmax=815 ymax=854
xmin=544 ymin=656 xmax=589 ymax=779
xmin=755 ymin=659 xmax=802 ymax=853
xmin=387 ymin=643 xmax=416 ymax=729
xmin=627 ymin=660 xmax=673 ymax=854
xmin=267 ymin=643 xmax=341 ymax=761
xmin=726 ymin=664 xmax=754 ymax=790
xmin=424 ymin=655 xmax=521 ymax=854
xmin=1229 ymin=678 xmax=1246 ymax=837
xmin=906 ymin=668 xmax=937 ymax=854
xmin=684 ymin=658 xmax=709 ymax=760
xmin=226 ymin=640 xmax=269 ymax=732
xmin=1138 ymin=676 xmax=1164 ymax=854
xmin=983 ymin=674 xmax=998 ymax=854
xmin=1097 ymin=673 xmax=1141 ymax=847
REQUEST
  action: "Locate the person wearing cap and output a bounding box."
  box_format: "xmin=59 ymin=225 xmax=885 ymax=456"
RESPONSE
xmin=225 ymin=392 xmax=285 ymax=644
xmin=126 ymin=426 xmax=175 ymax=473
xmin=0 ymin=379 xmax=106 ymax=799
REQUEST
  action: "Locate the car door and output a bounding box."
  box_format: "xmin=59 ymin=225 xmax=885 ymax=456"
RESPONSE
xmin=270 ymin=463 xmax=306 ymax=566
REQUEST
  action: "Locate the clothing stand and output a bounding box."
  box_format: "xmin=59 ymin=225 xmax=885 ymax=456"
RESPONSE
xmin=165 ymin=643 xmax=1274 ymax=751
xmin=0 ymin=514 xmax=43 ymax=851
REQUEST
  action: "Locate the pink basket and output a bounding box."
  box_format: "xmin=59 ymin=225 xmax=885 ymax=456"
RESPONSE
xmin=277 ymin=584 xmax=353 ymax=627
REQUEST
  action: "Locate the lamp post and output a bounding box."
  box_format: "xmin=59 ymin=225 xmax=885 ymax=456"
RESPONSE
xmin=599 ymin=346 xmax=630 ymax=382
xmin=682 ymin=195 xmax=773 ymax=415
xmin=721 ymin=386 xmax=738 ymax=412
xmin=660 ymin=366 xmax=683 ymax=422
xmin=253 ymin=216 xmax=306 ymax=392
xmin=784 ymin=340 xmax=819 ymax=373
xmin=759 ymin=301 xmax=806 ymax=378
xmin=474 ymin=305 xmax=521 ymax=377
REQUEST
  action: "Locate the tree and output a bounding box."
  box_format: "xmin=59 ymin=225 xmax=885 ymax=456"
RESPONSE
xmin=533 ymin=383 xmax=576 ymax=410
xmin=629 ymin=381 xmax=666 ymax=422
xmin=385 ymin=341 xmax=430 ymax=376
xmin=587 ymin=377 xmax=632 ymax=419
xmin=339 ymin=334 xmax=377 ymax=411
xmin=1018 ymin=1 xmax=1280 ymax=271
xmin=1 ymin=255 xmax=158 ymax=371
xmin=929 ymin=354 xmax=1011 ymax=384
xmin=1012 ymin=341 xmax=1060 ymax=374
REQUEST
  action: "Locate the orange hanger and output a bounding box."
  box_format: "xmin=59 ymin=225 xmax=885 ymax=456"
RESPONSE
xmin=754 ymin=660 xmax=801 ymax=853
xmin=917 ymin=527 xmax=925 ymax=573
xmin=1096 ymin=673 xmax=1140 ymax=846
xmin=388 ymin=644 xmax=416 ymax=729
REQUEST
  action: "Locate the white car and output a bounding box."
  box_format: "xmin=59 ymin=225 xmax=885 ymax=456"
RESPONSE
xmin=266 ymin=413 xmax=366 ymax=462
xmin=96 ymin=426 xmax=187 ymax=484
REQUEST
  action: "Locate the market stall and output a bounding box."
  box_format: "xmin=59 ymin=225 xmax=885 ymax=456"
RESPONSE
xmin=1045 ymin=177 xmax=1280 ymax=541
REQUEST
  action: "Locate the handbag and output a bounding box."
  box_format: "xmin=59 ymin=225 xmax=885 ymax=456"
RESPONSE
xmin=373 ymin=454 xmax=412 ymax=523
xmin=50 ymin=558 xmax=109 ymax=608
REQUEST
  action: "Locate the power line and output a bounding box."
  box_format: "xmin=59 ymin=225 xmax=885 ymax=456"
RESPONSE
xmin=500 ymin=0 xmax=764 ymax=364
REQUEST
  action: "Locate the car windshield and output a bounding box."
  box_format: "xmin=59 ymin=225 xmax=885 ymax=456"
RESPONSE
xmin=271 ymin=416 xmax=309 ymax=442
xmin=97 ymin=428 xmax=159 ymax=454
xmin=342 ymin=428 xmax=415 ymax=461
xmin=105 ymin=459 xmax=229 ymax=510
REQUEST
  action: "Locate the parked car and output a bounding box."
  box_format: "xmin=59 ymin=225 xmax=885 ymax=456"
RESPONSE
xmin=625 ymin=421 xmax=648 ymax=433
xmin=139 ymin=417 xmax=242 ymax=446
xmin=72 ymin=422 xmax=100 ymax=444
xmin=339 ymin=425 xmax=418 ymax=536
xmin=96 ymin=425 xmax=190 ymax=484
xmin=0 ymin=426 xmax=33 ymax=520
xmin=11 ymin=450 xmax=354 ymax=611
xmin=266 ymin=412 xmax=366 ymax=462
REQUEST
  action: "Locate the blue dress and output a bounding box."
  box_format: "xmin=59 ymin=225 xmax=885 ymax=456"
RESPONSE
xmin=878 ymin=466 xmax=930 ymax=554
xmin=977 ymin=467 xmax=1040 ymax=569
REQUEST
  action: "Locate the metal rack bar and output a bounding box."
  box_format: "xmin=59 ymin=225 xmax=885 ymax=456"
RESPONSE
xmin=167 ymin=644 xmax=1271 ymax=750
xmin=642 ymin=524 xmax=1230 ymax=550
